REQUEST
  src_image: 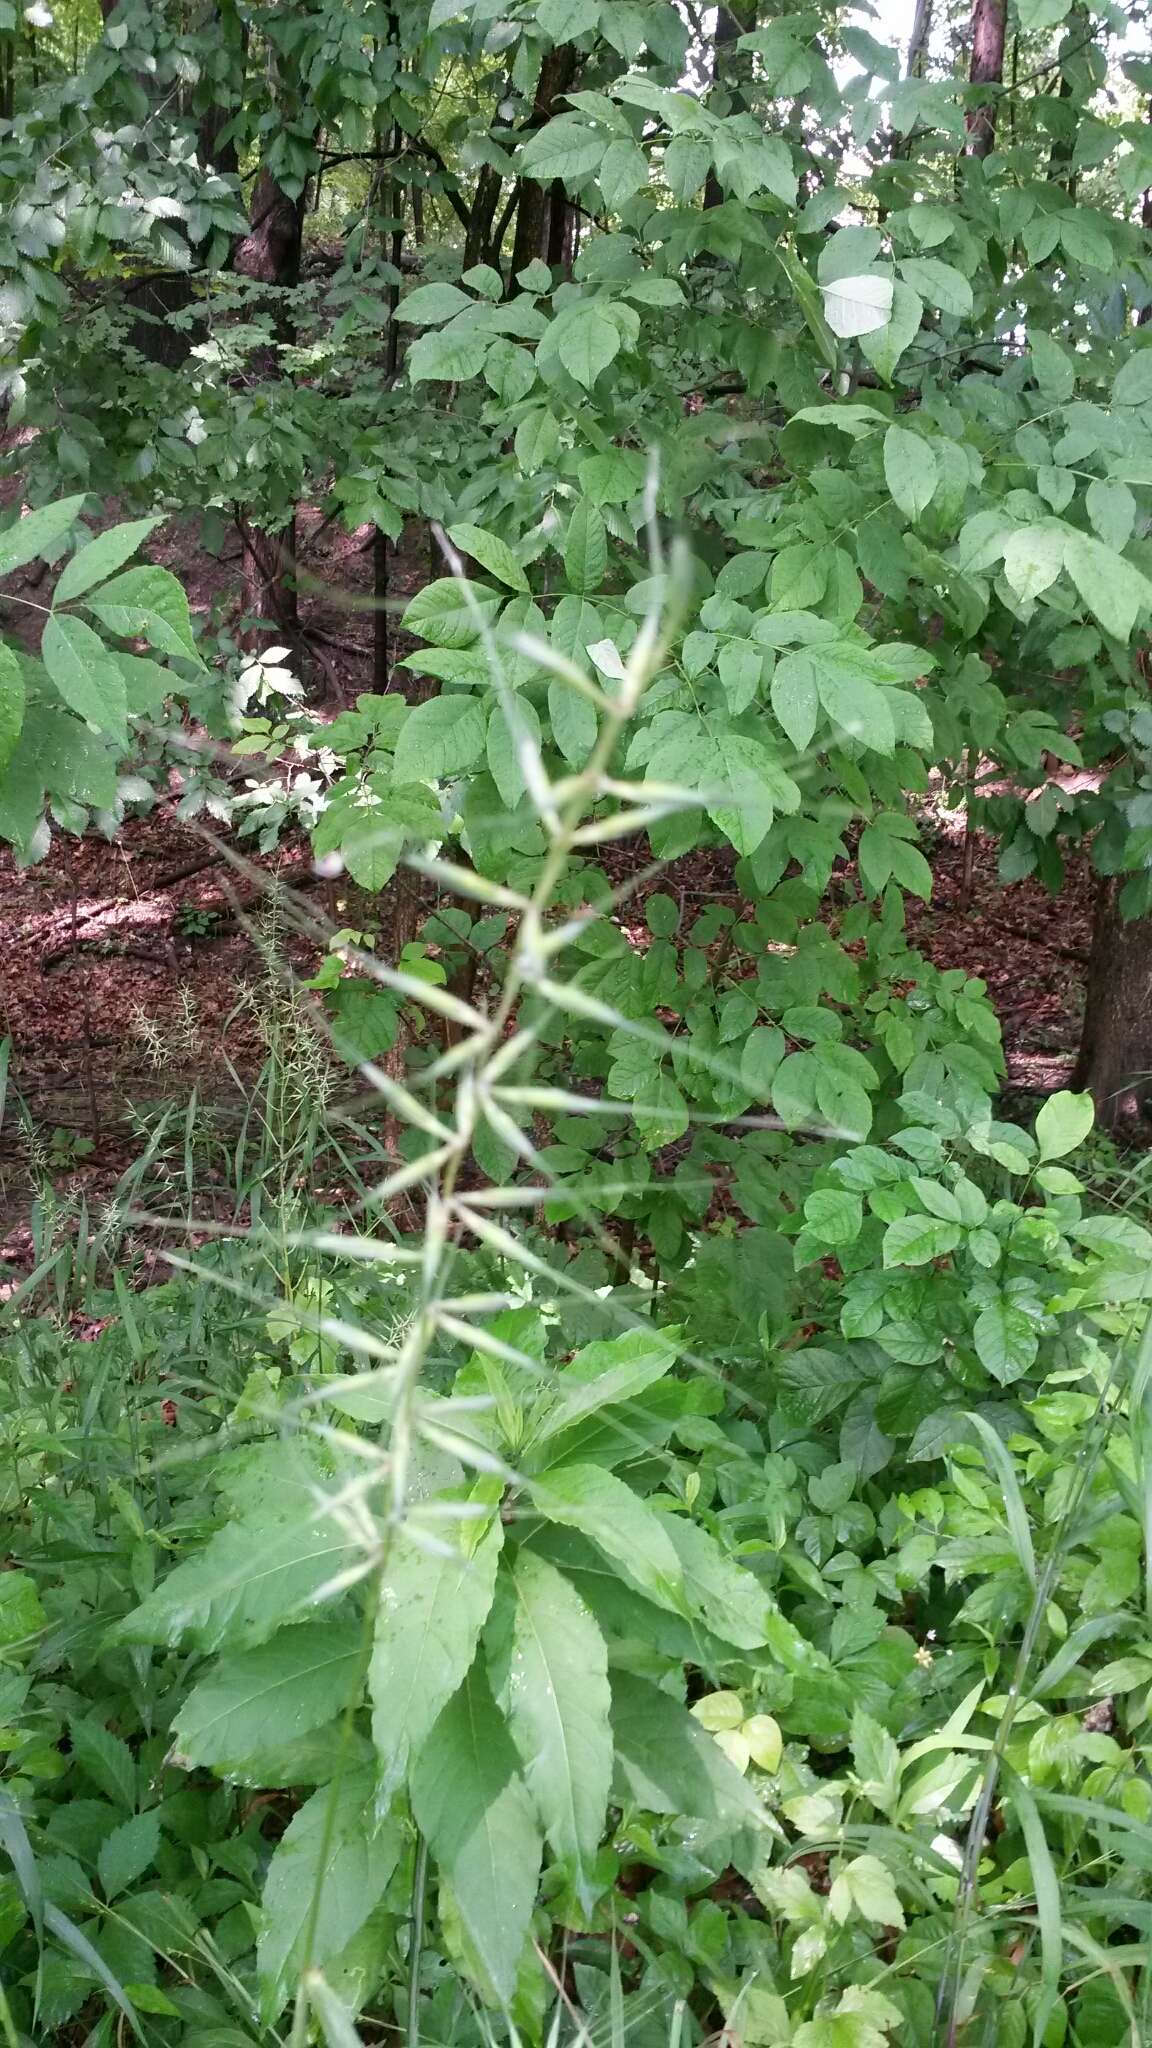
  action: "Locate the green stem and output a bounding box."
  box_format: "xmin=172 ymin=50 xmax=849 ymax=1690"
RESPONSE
xmin=406 ymin=1831 xmax=429 ymax=2048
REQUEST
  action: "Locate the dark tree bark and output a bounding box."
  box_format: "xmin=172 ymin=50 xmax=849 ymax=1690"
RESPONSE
xmin=546 ymin=177 xmax=574 ymax=276
xmin=1072 ymin=875 xmax=1152 ymax=1127
xmin=234 ymin=169 xmax=306 ymax=646
xmin=464 ymin=161 xmax=503 ymax=270
xmin=966 ymin=0 xmax=1005 ymax=159
xmin=507 ymin=45 xmax=578 ymax=287
xmin=905 ymin=0 xmax=932 ymax=79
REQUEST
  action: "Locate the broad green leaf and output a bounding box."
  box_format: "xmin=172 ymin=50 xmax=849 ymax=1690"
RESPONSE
xmin=820 ymin=274 xmax=893 ymax=338
xmin=520 ymin=115 xmax=605 ymax=184
xmin=528 ymin=1464 xmax=685 ymax=1616
xmin=396 ymin=283 xmax=475 ymax=325
xmin=411 ymin=1662 xmax=542 ymax=2005
xmin=557 ymin=303 xmax=622 ymax=388
xmin=811 ymin=649 xmax=896 ymax=754
xmin=1035 ymin=1089 xmax=1094 ymax=1161
xmin=882 ymin=1215 xmax=960 ymax=1267
xmin=973 ymin=1296 xmax=1039 ymax=1384
xmin=883 ymin=425 xmax=937 ymax=523
xmin=172 ymin=1622 xmax=363 ymax=1774
xmin=447 ymin=523 xmax=528 ymax=593
xmin=369 ymin=1515 xmax=502 ymax=1802
xmin=1085 ymin=479 xmax=1135 ymax=553
xmin=1071 ymin=1215 xmax=1152 ymax=1267
xmin=610 ymin=1671 xmax=768 ymax=1828
xmin=771 ymin=649 xmax=819 ymax=751
xmin=741 ymin=1025 xmax=786 ymax=1097
xmin=533 ymin=1327 xmax=677 ymax=1446
xmin=828 ymin=1853 xmax=905 ymax=1929
xmin=118 ymin=1503 xmax=362 ymax=1653
xmin=486 ymin=693 xmax=542 ymax=808
xmin=665 ymin=134 xmax=711 ymax=200
xmin=898 ymin=255 xmax=972 ymax=316
xmin=599 ymin=138 xmax=648 ymax=209
xmin=1064 ymin=532 xmax=1152 ymax=643
xmin=84 ymin=565 xmax=199 ymax=660
xmin=564 ymin=501 xmax=608 ymax=593
xmin=487 ymin=1551 xmax=612 ymax=1902
xmin=70 ymin=1718 xmax=135 ymax=1810
xmin=408 ymin=322 xmax=489 ymax=382
xmin=663 ymin=1515 xmax=783 ymax=1651
xmin=54 ymin=517 xmax=160 ymax=605
xmin=1113 ymin=348 xmax=1152 ymax=413
xmin=548 ymin=677 xmax=598 ymax=765
xmin=41 ymin=614 xmax=128 ymax=739
xmin=1003 ymin=524 xmax=1066 ymax=604
xmin=0 ymin=642 xmax=26 ymax=777
xmin=98 ymin=1812 xmax=160 ymax=1901
xmin=257 ymin=1766 xmax=401 ymax=2011
xmin=0 ymin=495 xmax=87 ymax=578
xmin=392 ymin=694 xmax=488 ymax=785
xmin=402 ymin=577 xmax=502 ymax=649
xmin=860 ymin=282 xmax=923 ymax=382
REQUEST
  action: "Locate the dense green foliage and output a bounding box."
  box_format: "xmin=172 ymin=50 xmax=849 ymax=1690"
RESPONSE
xmin=5 ymin=0 xmax=1152 ymax=2044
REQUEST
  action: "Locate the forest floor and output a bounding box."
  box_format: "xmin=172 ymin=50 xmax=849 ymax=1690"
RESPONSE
xmin=0 ymin=504 xmax=1098 ymax=1240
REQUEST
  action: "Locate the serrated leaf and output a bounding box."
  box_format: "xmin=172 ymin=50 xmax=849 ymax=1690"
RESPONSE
xmin=0 ymin=641 xmax=26 ymax=777
xmin=408 ymin=322 xmax=489 ymax=382
xmin=118 ymin=1503 xmax=362 ymax=1653
xmin=85 ymin=564 xmax=198 ymax=661
xmin=860 ymin=282 xmax=923 ymax=382
xmin=392 ymin=694 xmax=488 ymax=785
xmin=771 ymin=650 xmax=820 ymax=751
xmin=98 ymin=1812 xmax=160 ymax=1900
xmin=557 ymin=303 xmax=622 ymax=389
xmin=446 ymin=523 xmax=528 ymax=592
xmin=884 ymin=424 xmax=937 ymax=522
xmin=820 ymin=273 xmax=893 ymax=338
xmin=0 ymin=495 xmax=87 ymax=578
xmin=564 ymin=501 xmax=608 ymax=593
xmin=54 ymin=518 xmax=160 ymax=605
xmin=521 ymin=115 xmax=605 ymax=184
xmin=1003 ymin=524 xmax=1066 ymax=604
xmin=172 ymin=1622 xmax=363 ymax=1774
xmin=1064 ymin=531 xmax=1152 ymax=643
xmin=610 ymin=1671 xmax=768 ymax=1828
xmin=528 ymin=1464 xmax=685 ymax=1616
xmin=599 ymin=138 xmax=648 ymax=210
xmin=411 ymin=1661 xmax=542 ymax=2005
xmin=41 ymin=614 xmax=127 ymax=739
xmin=486 ymin=693 xmax=542 ymax=808
xmin=828 ymin=1852 xmax=905 ymax=1929
xmin=402 ymin=577 xmax=502 ymax=650
xmin=370 ymin=1515 xmax=502 ymax=1803
xmin=548 ymin=677 xmax=598 ymax=765
xmin=70 ymin=1718 xmax=136 ymax=1810
xmin=257 ymin=1767 xmax=401 ymax=2012
xmin=396 ymin=283 xmax=475 ymax=325
xmin=899 ymin=255 xmax=972 ymax=316
xmin=487 ymin=1552 xmax=611 ymax=1903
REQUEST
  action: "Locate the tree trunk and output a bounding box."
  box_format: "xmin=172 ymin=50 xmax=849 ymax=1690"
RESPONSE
xmin=1072 ymin=875 xmax=1152 ymax=1127
xmin=966 ymin=0 xmax=1005 ymax=159
xmin=703 ymin=2 xmax=756 ymax=210
xmin=906 ymin=0 xmax=932 ymax=78
xmin=507 ymin=45 xmax=577 ymax=288
xmin=464 ymin=161 xmax=503 ymax=270
xmin=234 ymin=169 xmax=305 ymax=646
